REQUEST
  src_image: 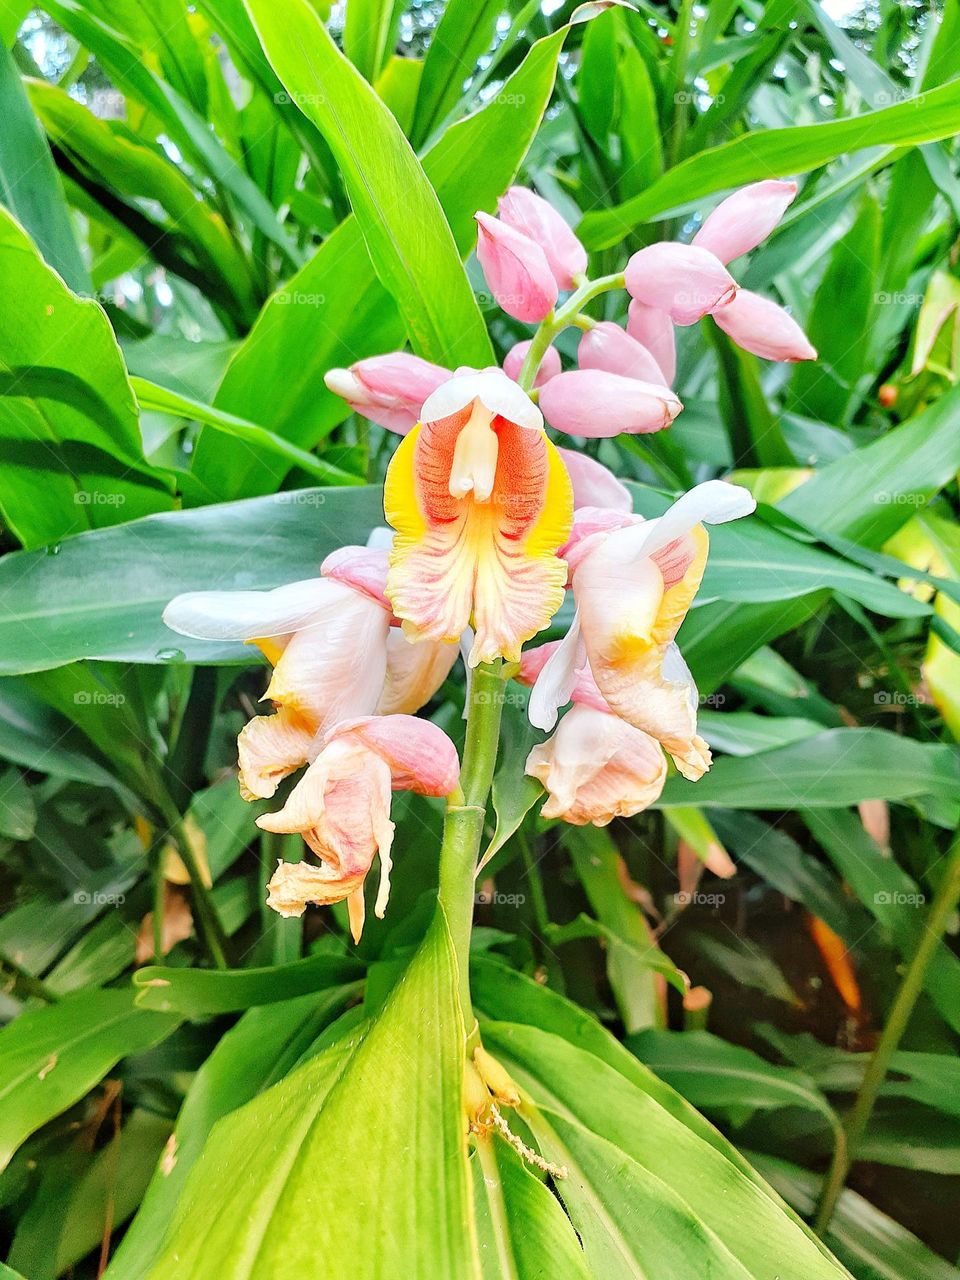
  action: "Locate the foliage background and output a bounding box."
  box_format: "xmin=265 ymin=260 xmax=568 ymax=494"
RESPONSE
xmin=0 ymin=0 xmax=959 ymax=1277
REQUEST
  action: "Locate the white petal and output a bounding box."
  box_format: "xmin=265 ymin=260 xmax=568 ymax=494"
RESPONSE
xmin=420 ymin=367 xmax=542 ymax=431
xmin=603 ymin=480 xmax=755 ymax=564
xmin=528 ymin=610 xmax=584 ymax=731
xmin=162 ymin=578 xmax=352 ymax=641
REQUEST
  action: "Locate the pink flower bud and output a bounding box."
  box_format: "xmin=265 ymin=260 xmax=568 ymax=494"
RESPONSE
xmin=539 ymin=369 xmax=682 ymax=438
xmin=503 ymin=339 xmax=562 ymax=388
xmin=498 ymin=186 xmax=588 ymax=290
xmin=474 ymin=212 xmax=558 ymax=323
xmin=578 ymin=321 xmax=665 ymax=385
xmin=692 ymin=180 xmax=797 ymax=264
xmin=624 ymin=242 xmax=736 ymax=326
xmin=324 ymin=353 xmax=450 ymax=434
xmin=627 ymin=300 xmax=676 ymax=386
xmin=713 ymin=289 xmax=816 ymax=362
xmin=556 ymin=448 xmax=632 ymax=512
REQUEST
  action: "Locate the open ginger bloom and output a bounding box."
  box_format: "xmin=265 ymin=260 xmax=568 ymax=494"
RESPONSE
xmin=528 ymin=481 xmax=756 ymax=781
xmin=384 ymin=368 xmax=573 ymax=667
xmin=261 ymin=715 xmax=460 ymax=941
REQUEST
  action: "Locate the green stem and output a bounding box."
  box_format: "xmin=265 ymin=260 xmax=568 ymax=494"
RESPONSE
xmin=814 ymin=835 xmax=960 ymax=1233
xmin=438 ymin=662 xmax=507 ymax=1047
xmin=516 ymin=272 xmax=626 ymax=391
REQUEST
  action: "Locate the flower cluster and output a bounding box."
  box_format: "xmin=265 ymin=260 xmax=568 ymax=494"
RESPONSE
xmin=164 ymin=180 xmax=813 ymax=933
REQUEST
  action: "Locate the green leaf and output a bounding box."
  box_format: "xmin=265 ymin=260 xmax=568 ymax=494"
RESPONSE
xmin=485 ymin=1021 xmax=851 ymax=1280
xmin=131 ymin=377 xmax=364 ymax=487
xmin=0 ymin=767 xmax=35 ymax=840
xmin=245 ymin=0 xmax=491 ymax=369
xmin=781 ymin=382 xmax=960 ymax=549
xmin=343 ymin=0 xmax=402 ymax=82
xmin=581 ymin=76 xmax=960 ymax=248
xmin=790 ymin=195 xmax=881 ymax=424
xmin=0 ymin=486 xmax=386 ymax=675
xmin=0 ymin=205 xmax=172 ymax=548
xmin=0 ymin=989 xmax=177 ymax=1173
xmin=563 ymin=826 xmax=676 ymax=1030
xmin=657 ymin=728 xmax=960 ymax=814
xmin=755 ymin=1154 xmax=960 ymax=1280
xmin=471 ymin=1139 xmax=592 ymax=1280
xmin=0 ymin=42 xmax=87 ymax=292
xmin=133 ymin=955 xmax=363 ymax=1017
xmin=481 ymin=686 xmax=544 ymax=870
xmin=140 ymin=912 xmax=477 ymax=1280
xmin=194 ymin=23 xmax=571 ymax=501
xmin=628 ymin=1029 xmax=839 ymax=1131
xmin=107 ymin=990 xmax=358 ymax=1280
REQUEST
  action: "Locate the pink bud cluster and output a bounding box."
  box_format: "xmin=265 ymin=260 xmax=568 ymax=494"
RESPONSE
xmin=325 ymin=181 xmax=815 ymax=447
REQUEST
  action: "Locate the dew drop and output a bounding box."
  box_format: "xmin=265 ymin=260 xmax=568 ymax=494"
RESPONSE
xmin=155 ymin=647 xmax=185 ymax=662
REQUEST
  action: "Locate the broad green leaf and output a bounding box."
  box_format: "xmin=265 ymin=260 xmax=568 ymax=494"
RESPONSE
xmin=0 ymin=989 xmax=177 ymax=1173
xmin=471 ymin=1138 xmax=591 ymax=1280
xmin=107 ymin=990 xmax=358 ymax=1280
xmin=133 ymin=955 xmax=362 ymax=1017
xmin=245 ymin=0 xmax=491 ymax=369
xmin=485 ymin=1021 xmax=851 ymax=1280
xmin=0 ymin=205 xmax=172 ymax=548
xmin=755 ymin=1154 xmax=960 ymax=1280
xmin=481 ymin=687 xmax=544 ymax=870
xmin=344 ymin=0 xmax=403 ymax=83
xmin=411 ymin=0 xmax=515 ymax=146
xmin=698 ymin=710 xmax=823 ymax=756
xmin=781 ymin=376 xmax=960 ymax=550
xmin=581 ymin=76 xmax=960 ymax=248
xmin=657 ymin=728 xmax=960 ymax=813
xmin=688 ymin=934 xmax=799 ymax=1006
xmin=0 ymin=486 xmax=385 ymax=675
xmin=130 ymin=377 xmax=364 ymax=487
xmin=628 ymin=1029 xmax=839 ymax=1132
xmin=790 ymin=195 xmax=881 ymax=424
xmin=0 ymin=42 xmax=87 ymax=292
xmin=563 ymin=826 xmax=669 ymax=1032
xmin=0 ymin=679 xmax=125 ymax=792
xmin=194 ymin=23 xmax=572 ymax=501
xmin=140 ymin=912 xmax=477 ymax=1280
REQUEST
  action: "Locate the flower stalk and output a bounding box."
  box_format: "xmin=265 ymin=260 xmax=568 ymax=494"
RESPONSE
xmin=438 ymin=662 xmax=506 ymax=1045
xmin=516 ymin=272 xmax=625 ymax=391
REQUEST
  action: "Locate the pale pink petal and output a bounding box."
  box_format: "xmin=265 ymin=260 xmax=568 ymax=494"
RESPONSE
xmin=627 ymin=300 xmax=676 ymax=385
xmin=557 ymin=448 xmax=632 ymax=514
xmin=692 ymin=180 xmax=797 ymax=264
xmin=420 ymin=367 xmax=542 ymax=432
xmin=540 ymin=369 xmax=682 ymax=438
xmin=503 ymin=340 xmax=562 ymax=388
xmin=324 ymin=353 xmax=450 ymax=434
xmin=475 ymin=212 xmax=558 ymax=323
xmin=578 ymin=321 xmax=665 ymax=384
xmin=325 ymin=715 xmax=460 ymax=796
xmin=712 ymin=289 xmax=816 ymax=362
xmin=498 ymin=186 xmax=587 ymax=290
xmin=376 ymin=630 xmax=459 ymax=716
xmin=624 ymin=243 xmax=737 ymax=326
xmin=163 ymin=578 xmax=345 ymax=642
xmin=320 ymin=545 xmax=391 ymax=608
xmin=519 ymin=638 xmax=609 ymax=717
xmin=525 ymin=704 xmax=667 ymax=825
xmin=526 ymin=612 xmax=584 ymax=732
